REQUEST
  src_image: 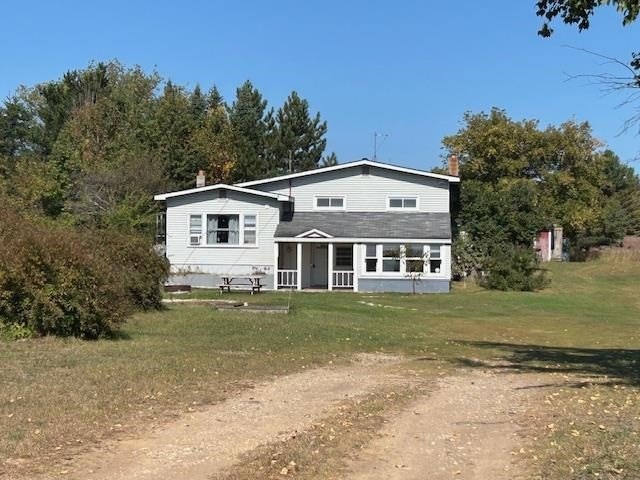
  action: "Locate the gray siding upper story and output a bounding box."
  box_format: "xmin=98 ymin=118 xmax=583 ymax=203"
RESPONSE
xmin=250 ymin=165 xmax=450 ymax=213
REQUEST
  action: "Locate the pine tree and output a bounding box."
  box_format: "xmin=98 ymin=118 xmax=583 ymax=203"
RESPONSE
xmin=207 ymin=86 xmax=224 ymax=111
xmin=321 ymin=152 xmax=338 ymax=167
xmin=228 ymin=81 xmax=268 ymax=182
xmin=154 ymin=81 xmax=198 ymax=189
xmin=0 ymin=97 xmax=33 ymax=161
xmin=189 ymin=84 xmax=207 ymax=120
xmin=265 ymin=91 xmax=327 ymax=174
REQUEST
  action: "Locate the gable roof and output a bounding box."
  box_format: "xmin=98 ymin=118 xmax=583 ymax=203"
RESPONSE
xmin=236 ymin=159 xmax=460 ymax=187
xmin=274 ymin=212 xmax=451 ymax=239
xmin=296 ymin=228 xmax=334 ymax=238
xmin=153 ymin=183 xmax=292 ymax=201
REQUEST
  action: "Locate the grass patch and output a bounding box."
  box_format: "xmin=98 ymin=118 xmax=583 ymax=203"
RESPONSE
xmin=215 ymin=386 xmax=422 ymax=480
xmin=523 ymin=383 xmax=640 ymax=480
xmin=1 ymin=252 xmax=639 ymax=477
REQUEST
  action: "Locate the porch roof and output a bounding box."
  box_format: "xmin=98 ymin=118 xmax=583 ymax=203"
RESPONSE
xmin=274 ymin=212 xmax=451 ymax=239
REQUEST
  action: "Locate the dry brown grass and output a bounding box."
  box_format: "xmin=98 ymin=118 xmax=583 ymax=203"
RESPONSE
xmin=622 ymin=236 xmax=640 ymax=250
xmin=522 ymin=382 xmax=640 ymax=480
xmin=599 ymin=247 xmax=640 ymax=263
xmin=213 ymin=386 xmax=421 ymax=480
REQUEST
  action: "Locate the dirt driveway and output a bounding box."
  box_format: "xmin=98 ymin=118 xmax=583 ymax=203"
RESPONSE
xmin=31 ymin=355 xmax=556 ymax=480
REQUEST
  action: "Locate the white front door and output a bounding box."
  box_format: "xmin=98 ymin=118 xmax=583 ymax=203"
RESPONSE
xmin=311 ymin=244 xmax=328 ymax=287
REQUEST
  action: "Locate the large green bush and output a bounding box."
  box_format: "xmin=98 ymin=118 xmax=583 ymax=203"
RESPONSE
xmin=0 ymin=205 xmax=167 ymax=338
xmin=480 ymin=246 xmax=549 ymax=292
xmin=97 ymin=232 xmax=169 ymax=310
xmin=452 ymin=233 xmax=486 ymax=280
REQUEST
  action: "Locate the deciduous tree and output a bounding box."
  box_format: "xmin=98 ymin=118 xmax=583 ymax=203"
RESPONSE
xmin=444 ymin=108 xmax=640 ymax=266
xmin=536 ymin=1 xmax=640 ymax=130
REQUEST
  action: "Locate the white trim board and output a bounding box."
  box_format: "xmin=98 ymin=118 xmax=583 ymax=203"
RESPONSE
xmin=154 ymin=183 xmax=292 ymax=201
xmin=295 ymin=229 xmax=334 ymax=238
xmin=274 ymin=237 xmax=451 ymax=244
xmin=236 ymin=159 xmax=460 ymax=187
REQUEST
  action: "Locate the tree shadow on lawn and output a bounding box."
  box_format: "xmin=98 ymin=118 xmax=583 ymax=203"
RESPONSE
xmin=450 ymin=340 xmax=640 ymax=386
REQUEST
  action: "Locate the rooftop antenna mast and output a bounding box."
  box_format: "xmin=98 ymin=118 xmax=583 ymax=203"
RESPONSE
xmin=373 ymin=132 xmax=388 ymax=161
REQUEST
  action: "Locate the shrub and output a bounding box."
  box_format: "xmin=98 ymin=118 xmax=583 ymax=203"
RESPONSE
xmin=481 ymin=246 xmax=549 ymax=291
xmin=0 ymin=205 xmax=167 ymax=338
xmin=0 ymin=322 xmax=35 ymax=340
xmin=95 ymin=232 xmax=169 ymax=310
xmin=452 ymin=233 xmax=486 ymax=280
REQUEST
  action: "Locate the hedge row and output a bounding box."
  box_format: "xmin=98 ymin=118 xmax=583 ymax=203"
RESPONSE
xmin=0 ymin=205 xmax=168 ymax=338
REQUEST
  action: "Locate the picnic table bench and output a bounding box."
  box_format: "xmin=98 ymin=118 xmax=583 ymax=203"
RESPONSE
xmin=218 ymin=275 xmax=264 ymax=294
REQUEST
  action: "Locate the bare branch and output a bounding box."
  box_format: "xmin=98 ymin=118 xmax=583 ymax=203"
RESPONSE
xmin=562 ymin=46 xmax=640 ymax=135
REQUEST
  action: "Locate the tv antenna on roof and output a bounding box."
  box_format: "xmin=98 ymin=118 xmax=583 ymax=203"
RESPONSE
xmin=373 ymin=132 xmax=389 ymax=160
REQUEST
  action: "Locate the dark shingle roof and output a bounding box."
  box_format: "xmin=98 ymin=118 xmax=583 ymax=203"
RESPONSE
xmin=274 ymin=212 xmax=451 ymax=239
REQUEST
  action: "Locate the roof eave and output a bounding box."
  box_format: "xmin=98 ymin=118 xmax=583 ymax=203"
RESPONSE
xmin=153 ymin=183 xmax=292 ymax=201
xmin=236 ymin=160 xmax=460 ymax=187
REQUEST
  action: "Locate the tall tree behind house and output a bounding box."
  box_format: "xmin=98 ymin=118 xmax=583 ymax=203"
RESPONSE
xmin=265 ymin=91 xmax=327 ymax=175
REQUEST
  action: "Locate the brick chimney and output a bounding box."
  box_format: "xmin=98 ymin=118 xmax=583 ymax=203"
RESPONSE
xmin=196 ymin=170 xmax=205 ymax=187
xmin=448 ymin=154 xmax=459 ymax=177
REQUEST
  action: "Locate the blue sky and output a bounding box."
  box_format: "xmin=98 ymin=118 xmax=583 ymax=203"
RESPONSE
xmin=1 ymin=0 xmax=639 ymax=171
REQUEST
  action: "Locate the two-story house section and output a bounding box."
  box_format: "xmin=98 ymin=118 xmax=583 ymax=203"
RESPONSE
xmin=154 ymin=159 xmax=460 ymax=293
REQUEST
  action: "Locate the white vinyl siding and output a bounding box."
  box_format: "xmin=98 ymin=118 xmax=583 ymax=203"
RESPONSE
xmin=250 ymin=166 xmax=449 ymax=213
xmin=164 ymin=190 xmax=279 ymax=275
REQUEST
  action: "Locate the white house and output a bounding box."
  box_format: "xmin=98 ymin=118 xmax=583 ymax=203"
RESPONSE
xmin=154 ymin=159 xmax=460 ymax=293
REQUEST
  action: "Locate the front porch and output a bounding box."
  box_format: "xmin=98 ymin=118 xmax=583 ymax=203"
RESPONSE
xmin=275 ymin=242 xmax=357 ymax=291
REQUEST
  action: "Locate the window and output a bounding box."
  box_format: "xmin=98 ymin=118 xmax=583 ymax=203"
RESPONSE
xmin=315 ymin=196 xmax=345 ymax=209
xmin=243 ymin=215 xmax=256 ymax=245
xmin=365 ymin=244 xmax=378 ymax=272
xmin=382 ymin=244 xmax=401 ymax=272
xmin=207 ymin=214 xmax=239 ymax=244
xmin=428 ymin=245 xmax=442 ymax=273
xmin=156 ymin=212 xmax=166 ymax=245
xmin=388 ymin=196 xmax=417 ymax=209
xmin=189 ymin=213 xmax=256 ymax=246
xmin=335 ymin=246 xmax=353 ymax=268
xmin=189 ymin=215 xmax=202 ymax=245
xmin=405 ymin=244 xmax=425 ymax=273
xmin=362 ymin=243 xmax=444 ymax=275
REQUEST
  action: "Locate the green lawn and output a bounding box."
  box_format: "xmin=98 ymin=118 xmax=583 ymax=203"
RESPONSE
xmin=1 ymin=251 xmax=639 ymax=478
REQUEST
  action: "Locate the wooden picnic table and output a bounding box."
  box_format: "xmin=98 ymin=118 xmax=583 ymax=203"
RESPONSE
xmin=218 ymin=275 xmax=264 ymax=294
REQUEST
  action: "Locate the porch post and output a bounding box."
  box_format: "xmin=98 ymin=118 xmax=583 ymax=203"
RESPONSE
xmin=352 ymin=243 xmax=359 ymax=292
xmin=328 ymin=243 xmax=334 ymax=291
xmin=273 ymin=242 xmax=279 ymax=291
xmin=296 ymin=242 xmax=302 ymax=291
